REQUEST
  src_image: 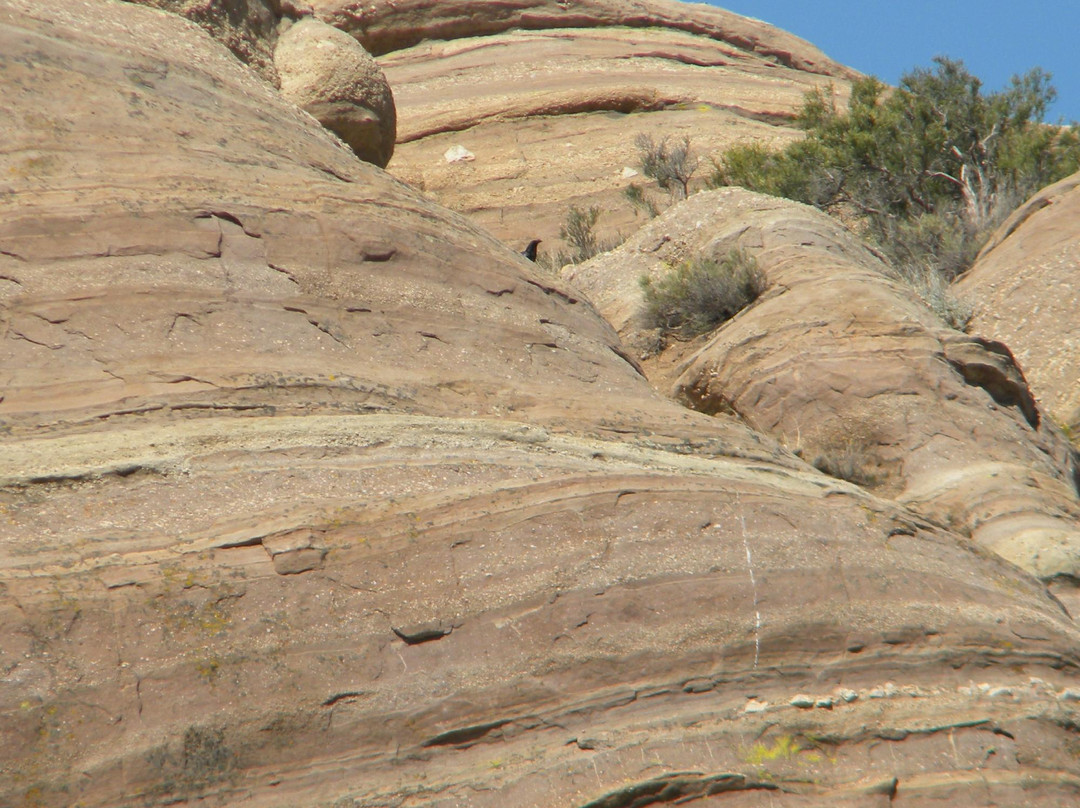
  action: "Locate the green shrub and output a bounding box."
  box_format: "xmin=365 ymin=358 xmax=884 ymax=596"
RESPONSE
xmin=640 ymin=249 xmax=766 ymax=338
xmin=559 ymin=204 xmax=602 ymax=263
xmin=710 ymin=57 xmax=1080 ymax=282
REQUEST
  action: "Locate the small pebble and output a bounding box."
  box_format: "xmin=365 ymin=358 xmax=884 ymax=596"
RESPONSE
xmin=790 ymin=694 xmax=815 ymax=708
xmin=815 ymin=697 xmax=834 ymax=709
xmin=743 ymin=699 xmax=769 ymax=714
xmin=987 ymin=687 xmax=1014 ymax=698
xmin=1060 ymin=688 xmax=1080 ymax=702
xmin=838 ymin=688 xmax=858 ymax=703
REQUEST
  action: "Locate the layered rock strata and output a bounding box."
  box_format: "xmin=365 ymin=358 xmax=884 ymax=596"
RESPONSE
xmin=565 ymin=189 xmax=1080 ymax=583
xmin=957 ymin=172 xmax=1080 ymax=441
xmin=122 ymin=0 xmax=283 ymax=83
xmin=342 ymin=0 xmax=857 ymax=249
xmin=2 ymin=2 xmax=1080 ymax=807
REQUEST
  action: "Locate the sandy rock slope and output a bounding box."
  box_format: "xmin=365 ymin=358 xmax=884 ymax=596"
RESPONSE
xmin=565 ymin=190 xmax=1080 ymax=587
xmin=341 ymin=0 xmax=858 ymax=252
xmin=957 ymin=172 xmax=1080 ymax=440
xmin=2 ymin=2 xmax=1080 ymax=807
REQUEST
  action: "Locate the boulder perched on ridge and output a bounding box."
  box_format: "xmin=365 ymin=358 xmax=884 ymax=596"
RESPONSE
xmin=275 ymin=15 xmax=396 ymax=166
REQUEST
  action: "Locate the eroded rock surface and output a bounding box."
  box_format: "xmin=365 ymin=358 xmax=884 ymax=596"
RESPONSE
xmin=275 ymin=16 xmax=397 ymax=166
xmin=957 ymin=172 xmax=1080 ymax=439
xmin=336 ymin=0 xmax=857 ymax=249
xmin=3 ymin=2 xmax=1080 ymax=808
xmin=122 ymin=0 xmax=283 ymax=83
xmin=314 ymin=0 xmax=856 ymax=72
xmin=566 ymin=189 xmax=1080 ymax=582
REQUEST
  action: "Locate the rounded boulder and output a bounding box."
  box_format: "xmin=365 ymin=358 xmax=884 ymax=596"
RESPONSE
xmin=274 ymin=17 xmax=396 ymax=167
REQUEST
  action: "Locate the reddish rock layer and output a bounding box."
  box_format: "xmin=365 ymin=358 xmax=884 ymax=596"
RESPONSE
xmin=2 ymin=2 xmax=1080 ymax=807
xmin=360 ymin=0 xmax=854 ymax=251
xmin=314 ymin=0 xmax=858 ymax=75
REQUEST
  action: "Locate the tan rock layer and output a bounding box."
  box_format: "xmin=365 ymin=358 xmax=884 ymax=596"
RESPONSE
xmin=565 ymin=189 xmax=1080 ymax=581
xmin=0 ymin=0 xmax=700 ymax=445
xmin=312 ymin=0 xmax=858 ymax=78
xmin=3 ymin=2 xmax=1080 ymax=807
xmin=4 ymin=414 xmax=1080 ymax=806
xmin=379 ymin=17 xmax=848 ymax=250
xmin=958 ymin=172 xmax=1080 ymax=438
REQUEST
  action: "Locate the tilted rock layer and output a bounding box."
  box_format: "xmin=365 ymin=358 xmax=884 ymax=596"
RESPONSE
xmin=958 ymin=171 xmax=1080 ymax=439
xmin=2 ymin=2 xmax=1080 ymax=807
xmin=335 ymin=0 xmax=857 ymax=251
xmin=565 ymin=189 xmax=1080 ymax=582
xmin=122 ymin=0 xmax=283 ymax=83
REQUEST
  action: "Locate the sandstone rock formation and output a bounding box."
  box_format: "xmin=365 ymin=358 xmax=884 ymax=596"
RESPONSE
xmin=333 ymin=0 xmax=857 ymax=250
xmin=3 ymin=2 xmax=1080 ymax=807
xmin=957 ymin=171 xmax=1080 ymax=441
xmin=275 ymin=16 xmax=397 ymax=167
xmin=565 ymin=189 xmax=1080 ymax=585
xmin=316 ymin=0 xmax=856 ymax=72
xmin=123 ymin=0 xmax=283 ymax=83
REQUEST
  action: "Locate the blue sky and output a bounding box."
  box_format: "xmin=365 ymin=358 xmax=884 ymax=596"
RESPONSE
xmin=704 ymin=1 xmax=1080 ymax=123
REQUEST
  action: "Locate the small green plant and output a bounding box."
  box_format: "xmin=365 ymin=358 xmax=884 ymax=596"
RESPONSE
xmin=623 ymin=182 xmax=660 ymax=218
xmin=743 ymin=734 xmax=802 ymax=766
xmin=559 ymin=204 xmax=602 ymax=263
xmin=640 ymin=249 xmax=766 ymax=338
xmin=636 ymin=133 xmax=698 ymax=200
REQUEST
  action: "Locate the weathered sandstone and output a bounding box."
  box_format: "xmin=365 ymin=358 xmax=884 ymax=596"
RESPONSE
xmin=957 ymin=171 xmax=1080 ymax=440
xmin=122 ymin=0 xmax=283 ymax=83
xmin=2 ymin=2 xmax=1080 ymax=807
xmin=275 ymin=16 xmax=397 ymax=166
xmin=565 ymin=189 xmax=1080 ymax=583
xmin=314 ymin=0 xmax=857 ymax=73
xmin=344 ymin=0 xmax=856 ymax=250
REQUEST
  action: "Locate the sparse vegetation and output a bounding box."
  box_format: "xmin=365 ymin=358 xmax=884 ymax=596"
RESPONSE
xmin=623 ymin=182 xmax=660 ymax=218
xmin=811 ymin=436 xmax=882 ymax=488
xmin=145 ymin=724 xmax=235 ymax=798
xmin=742 ymin=734 xmax=802 ymax=766
xmin=639 ymin=249 xmax=766 ymax=338
xmin=560 ymin=204 xmax=602 ymax=262
xmin=182 ymin=725 xmax=233 ymax=784
xmin=539 ymin=204 xmax=622 ymax=270
xmin=636 ymin=133 xmax=699 ymax=200
xmin=710 ymin=57 xmax=1080 ymax=326
xmin=888 ymin=260 xmax=974 ymax=331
